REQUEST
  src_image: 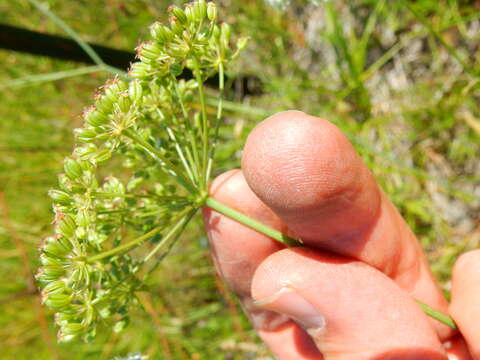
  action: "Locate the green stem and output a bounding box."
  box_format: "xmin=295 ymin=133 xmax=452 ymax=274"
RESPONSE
xmin=144 ymin=208 xmax=197 ymax=262
xmin=192 ymin=57 xmax=209 ymax=191
xmin=122 ymin=128 xmax=197 ymax=194
xmin=87 ymin=207 xmax=192 ymax=263
xmin=205 ymin=197 xmax=301 ymax=247
xmin=205 ymin=196 xmax=458 ymax=329
xmin=165 ymin=126 xmax=196 ymax=184
xmin=206 ymin=60 xmax=224 ymax=182
xmin=87 ymin=225 xmax=163 ymax=263
xmin=171 ymin=77 xmax=202 ymax=182
xmin=28 ymin=0 xmax=126 ymax=78
xmin=417 ymin=300 xmax=457 ymax=330
xmin=0 ymin=65 xmax=104 ymax=90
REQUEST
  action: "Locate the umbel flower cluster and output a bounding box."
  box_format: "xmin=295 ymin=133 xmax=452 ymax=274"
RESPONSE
xmin=37 ymin=0 xmax=247 ymax=342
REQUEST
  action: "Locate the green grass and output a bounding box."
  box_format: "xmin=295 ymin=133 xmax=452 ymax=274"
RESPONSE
xmin=1 ymin=0 xmax=479 ymax=358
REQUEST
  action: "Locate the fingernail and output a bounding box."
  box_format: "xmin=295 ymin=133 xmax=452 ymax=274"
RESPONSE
xmin=253 ymin=286 xmax=326 ymax=334
xmin=241 ymin=297 xmax=290 ymax=331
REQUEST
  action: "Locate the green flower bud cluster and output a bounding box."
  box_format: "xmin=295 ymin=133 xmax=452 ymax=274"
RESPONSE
xmin=38 ymin=1 xmax=247 ymax=343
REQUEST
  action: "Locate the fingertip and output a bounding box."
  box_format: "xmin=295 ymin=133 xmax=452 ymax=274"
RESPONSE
xmin=451 ymin=249 xmax=480 ymax=280
xmin=449 ymin=250 xmax=480 ymax=358
xmin=251 ymin=248 xmax=446 ymax=359
xmin=241 ymin=110 xmax=381 ymax=242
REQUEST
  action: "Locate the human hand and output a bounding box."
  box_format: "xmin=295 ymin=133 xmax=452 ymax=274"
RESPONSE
xmin=203 ymin=111 xmax=479 ymax=359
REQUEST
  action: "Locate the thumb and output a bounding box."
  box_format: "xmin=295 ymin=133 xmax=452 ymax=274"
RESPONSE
xmin=251 ymin=248 xmax=447 ymax=360
xmin=450 ymin=250 xmax=480 ymax=359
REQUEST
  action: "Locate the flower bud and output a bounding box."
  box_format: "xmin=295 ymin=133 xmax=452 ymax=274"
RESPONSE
xmin=170 ymin=17 xmax=183 ymax=35
xmin=95 ymin=96 xmax=114 ymax=114
xmin=92 ymin=149 xmax=112 ymax=163
xmin=221 ymin=22 xmax=231 ymax=48
xmin=185 ymin=4 xmax=195 ymax=23
xmin=236 ymin=36 xmax=249 ymax=51
xmin=44 ymin=293 xmax=71 ymax=310
xmin=69 ymin=267 xmax=87 ymax=288
xmin=61 ymin=323 xmax=84 ymax=337
xmin=118 ymin=93 xmax=132 ymax=113
xmin=170 ymin=6 xmax=188 ymax=24
xmin=84 ymin=107 xmax=108 ymax=127
xmin=149 ymin=22 xmax=162 ymax=40
xmin=74 ymin=127 xmax=97 ymax=142
xmin=207 ymin=2 xmax=217 ymax=21
xmin=42 ymin=236 xmax=72 ymax=258
xmin=57 ymin=214 xmax=76 ymax=238
xmin=64 ymin=158 xmax=83 ymax=179
xmin=212 ymin=24 xmax=221 ymax=39
xmin=129 ymin=62 xmax=150 ymax=79
xmin=76 ymin=209 xmax=90 ymax=228
xmin=39 ymin=265 xmax=65 ymax=281
xmin=40 ymin=253 xmax=63 ymax=267
xmin=137 ymin=41 xmax=162 ymax=62
xmin=42 ymin=280 xmax=66 ymax=295
xmin=151 ymin=24 xmax=174 ymax=43
xmin=55 ymin=311 xmax=75 ymax=325
xmin=49 ymin=190 xmax=72 ymax=205
xmin=73 ymin=144 xmax=98 ymax=160
xmin=107 ymin=78 xmax=128 ymax=94
xmin=128 ymin=80 xmax=143 ymax=103
xmin=194 ymin=0 xmax=207 ymax=20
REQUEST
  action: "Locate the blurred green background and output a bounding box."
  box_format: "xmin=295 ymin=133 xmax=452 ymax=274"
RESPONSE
xmin=0 ymin=0 xmax=479 ymax=359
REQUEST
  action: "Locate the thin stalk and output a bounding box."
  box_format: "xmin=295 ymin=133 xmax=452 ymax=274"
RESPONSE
xmin=28 ymin=0 xmax=126 ymax=78
xmin=87 ymin=207 xmax=192 ymax=263
xmin=205 ymin=196 xmax=458 ymax=329
xmin=122 ymin=129 xmax=197 ymax=194
xmin=94 ymin=192 xmax=184 ymax=201
xmin=417 ymin=301 xmax=457 ymax=329
xmin=171 ymin=78 xmax=202 ymax=181
xmin=192 ymin=57 xmax=209 ymax=191
xmin=142 ymin=210 xmax=195 ymax=281
xmin=206 ymin=97 xmax=270 ymax=118
xmin=144 ymin=208 xmax=196 ymax=262
xmin=165 ymin=127 xmax=196 ymax=184
xmin=206 ymin=60 xmax=224 ymax=182
xmin=86 ymin=225 xmax=163 ymax=263
xmin=0 ymin=65 xmax=103 ymax=90
xmin=205 ymin=197 xmax=301 ymax=247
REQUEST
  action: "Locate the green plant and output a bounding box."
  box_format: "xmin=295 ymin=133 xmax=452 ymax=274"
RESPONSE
xmin=35 ymin=0 xmax=457 ymax=345
xmin=35 ymin=0 xmax=249 ymax=342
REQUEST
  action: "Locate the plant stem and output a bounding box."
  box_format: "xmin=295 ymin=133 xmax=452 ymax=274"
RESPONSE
xmin=170 ymin=77 xmax=202 ymax=183
xmin=192 ymin=57 xmax=209 ymax=191
xmin=86 ymin=225 xmax=164 ymax=263
xmin=144 ymin=208 xmax=197 ymax=262
xmin=206 ymin=60 xmax=224 ymax=182
xmin=417 ymin=301 xmax=457 ymax=329
xmin=28 ymin=0 xmax=126 ymax=78
xmin=87 ymin=207 xmax=192 ymax=263
xmin=205 ymin=197 xmax=301 ymax=247
xmin=0 ymin=65 xmax=104 ymax=90
xmin=122 ymin=128 xmax=197 ymax=194
xmin=205 ymin=196 xmax=458 ymax=329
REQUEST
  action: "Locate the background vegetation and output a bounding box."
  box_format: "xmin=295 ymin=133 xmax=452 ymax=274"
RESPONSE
xmin=0 ymin=0 xmax=479 ymax=358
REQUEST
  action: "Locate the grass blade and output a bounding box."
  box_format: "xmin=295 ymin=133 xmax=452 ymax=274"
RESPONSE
xmin=0 ymin=65 xmax=103 ymax=89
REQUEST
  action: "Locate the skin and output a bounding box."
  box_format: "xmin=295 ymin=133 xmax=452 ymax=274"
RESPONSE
xmin=202 ymin=111 xmax=480 ymax=360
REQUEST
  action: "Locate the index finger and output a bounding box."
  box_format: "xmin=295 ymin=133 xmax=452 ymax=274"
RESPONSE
xmin=241 ymin=110 xmax=453 ymax=340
